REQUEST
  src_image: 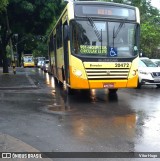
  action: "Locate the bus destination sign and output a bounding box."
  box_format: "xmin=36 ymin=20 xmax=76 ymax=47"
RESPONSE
xmin=75 ymin=5 xmax=136 ymax=20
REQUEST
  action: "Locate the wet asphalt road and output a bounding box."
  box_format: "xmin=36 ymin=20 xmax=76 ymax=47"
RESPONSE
xmin=0 ymin=68 xmax=160 ymax=161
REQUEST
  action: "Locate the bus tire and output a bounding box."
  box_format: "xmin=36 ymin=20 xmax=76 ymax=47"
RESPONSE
xmin=137 ymin=80 xmax=141 ymax=89
xmin=156 ymin=84 xmax=160 ymax=88
xmin=66 ymin=86 xmax=75 ymax=95
xmin=109 ymin=89 xmax=118 ymax=94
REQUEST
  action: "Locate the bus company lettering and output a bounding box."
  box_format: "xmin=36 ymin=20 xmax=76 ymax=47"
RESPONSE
xmin=90 ymin=64 xmax=102 ymax=67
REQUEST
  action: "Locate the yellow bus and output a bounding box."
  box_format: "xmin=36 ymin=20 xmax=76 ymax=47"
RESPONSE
xmin=48 ymin=1 xmax=140 ymax=94
xmin=23 ymin=55 xmax=35 ymax=68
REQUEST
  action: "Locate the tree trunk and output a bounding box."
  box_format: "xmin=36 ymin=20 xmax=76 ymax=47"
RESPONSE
xmin=0 ymin=53 xmax=3 ymax=67
xmin=2 ymin=48 xmax=9 ymax=73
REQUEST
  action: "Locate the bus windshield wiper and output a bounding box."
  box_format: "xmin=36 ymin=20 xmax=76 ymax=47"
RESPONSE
xmin=87 ymin=17 xmax=102 ymax=42
xmin=112 ymin=21 xmax=125 ymax=47
xmin=113 ymin=22 xmax=124 ymax=39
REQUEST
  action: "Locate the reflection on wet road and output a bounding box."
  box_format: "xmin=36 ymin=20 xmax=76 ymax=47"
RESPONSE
xmin=36 ymin=68 xmax=160 ymax=155
xmin=0 ymin=68 xmax=160 ymax=161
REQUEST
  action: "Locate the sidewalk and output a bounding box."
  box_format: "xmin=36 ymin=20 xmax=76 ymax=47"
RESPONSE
xmin=0 ymin=69 xmax=52 ymax=161
xmin=0 ymin=67 xmax=37 ymax=90
xmin=0 ymin=133 xmax=53 ymax=161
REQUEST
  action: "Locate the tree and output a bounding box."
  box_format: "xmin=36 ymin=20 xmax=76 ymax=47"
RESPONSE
xmin=0 ymin=0 xmax=9 ymax=72
xmin=0 ymin=9 xmax=13 ymax=73
xmin=0 ymin=0 xmax=65 ymax=72
xmin=0 ymin=0 xmax=8 ymax=13
xmin=135 ymin=0 xmax=160 ymax=57
xmin=140 ymin=16 xmax=160 ymax=58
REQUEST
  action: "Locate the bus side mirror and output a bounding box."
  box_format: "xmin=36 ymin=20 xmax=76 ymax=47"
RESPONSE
xmin=64 ymin=25 xmax=70 ymax=41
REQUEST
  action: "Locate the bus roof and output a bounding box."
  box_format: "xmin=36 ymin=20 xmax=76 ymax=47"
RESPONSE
xmin=73 ymin=1 xmax=136 ymax=9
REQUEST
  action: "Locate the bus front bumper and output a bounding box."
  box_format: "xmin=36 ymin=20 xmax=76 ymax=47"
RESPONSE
xmin=70 ymin=74 xmax=138 ymax=89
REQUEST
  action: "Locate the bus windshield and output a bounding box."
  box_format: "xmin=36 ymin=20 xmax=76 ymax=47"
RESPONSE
xmin=23 ymin=56 xmax=34 ymax=62
xmin=71 ymin=20 xmax=138 ymax=58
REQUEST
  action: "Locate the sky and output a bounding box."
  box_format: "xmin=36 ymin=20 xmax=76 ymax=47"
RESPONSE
xmin=151 ymin=0 xmax=160 ymax=10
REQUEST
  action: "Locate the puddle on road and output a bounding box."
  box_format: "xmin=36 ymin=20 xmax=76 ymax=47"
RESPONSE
xmin=45 ymin=73 xmax=55 ymax=88
xmin=37 ymin=70 xmax=160 ymax=152
xmin=47 ymin=103 xmax=72 ymax=112
xmin=48 ymin=106 xmax=64 ymax=112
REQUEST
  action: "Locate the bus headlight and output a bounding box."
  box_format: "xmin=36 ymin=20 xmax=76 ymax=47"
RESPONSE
xmin=73 ymin=69 xmax=82 ymax=77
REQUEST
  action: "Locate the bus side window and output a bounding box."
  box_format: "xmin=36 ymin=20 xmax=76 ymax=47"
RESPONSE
xmin=56 ymin=21 xmax=62 ymax=49
xmin=72 ymin=25 xmax=79 ymax=54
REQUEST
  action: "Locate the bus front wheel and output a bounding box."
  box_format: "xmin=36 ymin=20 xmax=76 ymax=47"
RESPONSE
xmin=109 ymin=89 xmax=118 ymax=94
xmin=137 ymin=80 xmax=141 ymax=89
xmin=66 ymin=86 xmax=75 ymax=95
xmin=156 ymin=84 xmax=160 ymax=88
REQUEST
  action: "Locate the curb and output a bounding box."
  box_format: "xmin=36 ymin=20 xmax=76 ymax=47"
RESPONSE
xmin=0 ymin=133 xmax=52 ymax=161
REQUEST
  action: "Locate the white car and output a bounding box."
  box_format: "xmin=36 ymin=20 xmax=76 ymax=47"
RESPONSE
xmin=137 ymin=58 xmax=160 ymax=88
xmin=36 ymin=57 xmax=46 ymax=68
xmin=41 ymin=60 xmax=49 ymax=72
xmin=151 ymin=59 xmax=160 ymax=67
xmin=37 ymin=60 xmax=44 ymax=68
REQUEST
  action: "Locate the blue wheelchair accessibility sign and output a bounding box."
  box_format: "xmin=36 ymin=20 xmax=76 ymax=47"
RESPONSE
xmin=109 ymin=47 xmax=117 ymax=57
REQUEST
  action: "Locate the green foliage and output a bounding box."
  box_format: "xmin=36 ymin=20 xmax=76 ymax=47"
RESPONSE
xmin=32 ymin=41 xmax=48 ymax=58
xmin=140 ymin=16 xmax=160 ymax=57
xmin=20 ymin=1 xmax=34 ymax=12
xmin=136 ymin=0 xmax=160 ymax=57
xmin=0 ymin=0 xmax=8 ymax=13
xmin=1 ymin=0 xmax=160 ymax=63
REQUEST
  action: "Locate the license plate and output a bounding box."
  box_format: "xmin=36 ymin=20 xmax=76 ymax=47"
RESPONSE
xmin=103 ymin=83 xmax=114 ymax=88
xmin=154 ymin=78 xmax=160 ymax=82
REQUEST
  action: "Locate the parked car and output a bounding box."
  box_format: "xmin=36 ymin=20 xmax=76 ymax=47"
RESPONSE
xmin=137 ymin=57 xmax=160 ymax=88
xmin=41 ymin=60 xmax=49 ymax=72
xmin=36 ymin=57 xmax=46 ymax=68
xmin=150 ymin=59 xmax=160 ymax=67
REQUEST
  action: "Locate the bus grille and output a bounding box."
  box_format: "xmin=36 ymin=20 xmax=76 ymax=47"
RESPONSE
xmin=85 ymin=68 xmax=130 ymax=80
